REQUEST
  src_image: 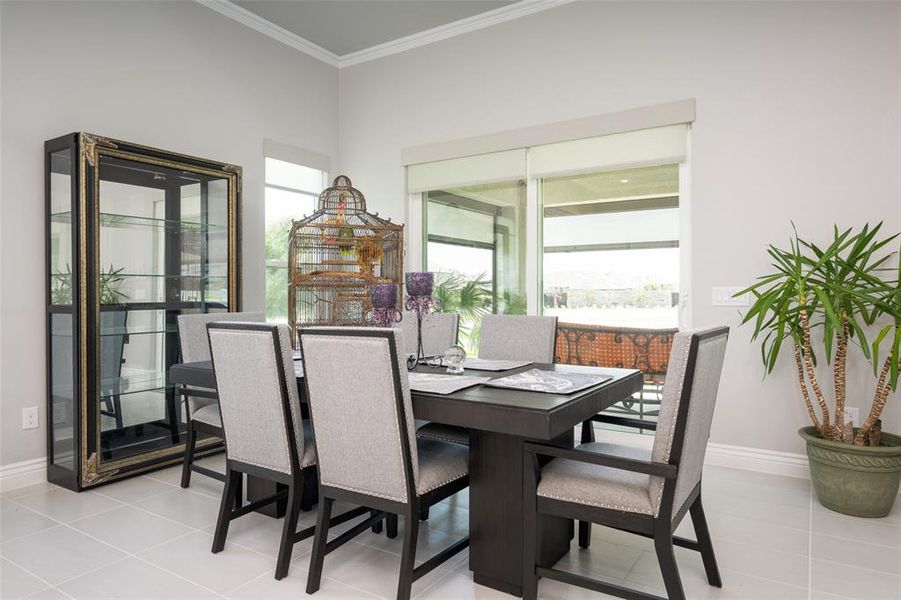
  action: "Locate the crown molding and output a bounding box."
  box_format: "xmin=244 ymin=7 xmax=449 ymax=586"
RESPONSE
xmin=338 ymin=0 xmax=576 ymax=68
xmin=196 ymin=0 xmax=340 ymax=67
xmin=196 ymin=0 xmax=574 ymax=69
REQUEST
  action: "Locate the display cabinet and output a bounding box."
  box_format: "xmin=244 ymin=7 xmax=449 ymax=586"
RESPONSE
xmin=45 ymin=133 xmax=241 ymax=490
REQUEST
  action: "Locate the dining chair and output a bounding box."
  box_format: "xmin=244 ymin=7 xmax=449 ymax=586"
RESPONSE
xmin=176 ymin=311 xmax=263 ymax=490
xmin=479 ymin=314 xmax=558 ymax=363
xmin=404 ymin=311 xmax=470 ymax=448
xmin=207 ymin=322 xmax=369 ymax=580
xmin=300 ymin=327 xmax=470 ymax=600
xmin=400 ymin=310 xmax=459 ymax=357
xmin=522 ymin=326 xmax=729 ymax=600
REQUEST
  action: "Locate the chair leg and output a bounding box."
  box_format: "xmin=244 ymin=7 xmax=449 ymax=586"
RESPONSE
xmin=690 ymin=494 xmax=722 ymax=587
xmin=233 ymin=472 xmax=243 ymax=510
xmin=578 ymin=520 xmax=591 ymax=549
xmin=522 ymin=456 xmax=540 ymax=600
xmin=300 ymin=471 xmax=317 ymax=511
xmin=580 ymin=419 xmax=595 ymax=444
xmin=371 ymin=510 xmax=384 ymax=534
xmin=386 ymin=513 xmax=398 ymax=539
xmin=275 ymin=481 xmax=302 ymax=580
xmin=211 ymin=468 xmax=240 ymax=553
xmin=654 ymin=529 xmax=685 ymax=600
xmin=112 ymin=395 xmax=124 ymax=429
xmin=397 ymin=511 xmax=419 ymax=600
xmin=306 ymin=496 xmax=333 ymax=594
xmin=180 ymin=418 xmax=195 ymax=488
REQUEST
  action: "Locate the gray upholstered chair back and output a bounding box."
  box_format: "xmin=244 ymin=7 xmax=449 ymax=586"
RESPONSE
xmin=479 ymin=314 xmax=558 ymax=363
xmin=207 ymin=323 xmax=305 ymax=475
xmin=649 ymin=327 xmax=729 ymax=515
xmin=178 ymin=311 xmax=265 ymax=363
xmin=400 ymin=311 xmax=459 ymax=357
xmin=178 ymin=311 xmax=265 ymax=414
xmin=300 ymin=327 xmax=419 ymax=503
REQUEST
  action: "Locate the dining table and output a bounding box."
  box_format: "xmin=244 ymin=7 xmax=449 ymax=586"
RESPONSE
xmin=169 ymin=359 xmax=642 ymax=596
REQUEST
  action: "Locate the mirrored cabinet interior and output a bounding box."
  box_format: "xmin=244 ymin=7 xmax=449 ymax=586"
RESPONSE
xmin=45 ymin=133 xmax=241 ymax=490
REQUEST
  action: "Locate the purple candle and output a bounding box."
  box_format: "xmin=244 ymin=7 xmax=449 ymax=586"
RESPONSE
xmin=405 ymin=272 xmax=434 ymax=297
xmin=370 ymin=283 xmax=398 ymax=309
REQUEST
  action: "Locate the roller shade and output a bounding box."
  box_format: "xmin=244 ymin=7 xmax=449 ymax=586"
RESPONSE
xmin=528 ymin=124 xmax=689 ymax=179
xmin=407 ymin=148 xmax=526 ymax=193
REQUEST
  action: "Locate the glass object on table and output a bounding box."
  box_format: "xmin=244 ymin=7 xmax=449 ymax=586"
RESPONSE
xmin=444 ymin=344 xmax=467 ymax=374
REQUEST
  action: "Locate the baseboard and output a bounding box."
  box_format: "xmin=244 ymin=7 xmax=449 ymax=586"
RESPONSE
xmin=588 ymin=428 xmax=811 ymax=480
xmin=705 ymin=442 xmax=810 ymax=479
xmin=0 ymin=457 xmax=47 ymax=492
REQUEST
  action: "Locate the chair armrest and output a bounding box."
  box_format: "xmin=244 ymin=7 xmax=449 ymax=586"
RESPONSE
xmin=590 ymin=414 xmax=657 ymax=431
xmin=523 ymin=442 xmax=677 ymax=479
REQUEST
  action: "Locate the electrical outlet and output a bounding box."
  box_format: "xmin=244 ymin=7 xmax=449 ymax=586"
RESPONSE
xmin=712 ymin=286 xmax=750 ymax=307
xmin=22 ymin=407 xmax=38 ymax=430
xmin=843 ymin=407 xmax=859 ymax=427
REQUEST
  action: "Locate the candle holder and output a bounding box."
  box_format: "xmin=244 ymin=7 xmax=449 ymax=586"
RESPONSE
xmin=365 ymin=283 xmax=401 ymax=328
xmin=404 ymin=272 xmax=440 ymax=369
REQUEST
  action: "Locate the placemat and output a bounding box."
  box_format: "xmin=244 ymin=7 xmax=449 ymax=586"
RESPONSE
xmin=484 ymin=368 xmax=611 ymax=394
xmin=460 ymin=358 xmax=533 ymax=371
xmin=408 ymin=372 xmax=491 ymax=395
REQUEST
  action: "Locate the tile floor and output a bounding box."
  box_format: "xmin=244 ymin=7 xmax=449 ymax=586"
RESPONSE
xmin=1 ymin=453 xmax=899 ymax=599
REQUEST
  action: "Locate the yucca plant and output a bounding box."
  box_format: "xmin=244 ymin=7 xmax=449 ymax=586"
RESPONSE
xmin=738 ymin=223 xmax=900 ymax=445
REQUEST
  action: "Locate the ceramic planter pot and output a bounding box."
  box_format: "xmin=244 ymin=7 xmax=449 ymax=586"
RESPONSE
xmin=800 ymin=426 xmax=901 ymax=517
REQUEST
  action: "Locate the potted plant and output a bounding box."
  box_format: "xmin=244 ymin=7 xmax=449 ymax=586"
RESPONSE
xmin=739 ymin=223 xmax=901 ymax=517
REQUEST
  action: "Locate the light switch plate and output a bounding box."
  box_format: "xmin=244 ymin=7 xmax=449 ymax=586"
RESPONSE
xmin=843 ymin=407 xmax=859 ymax=427
xmin=712 ymin=286 xmax=750 ymax=307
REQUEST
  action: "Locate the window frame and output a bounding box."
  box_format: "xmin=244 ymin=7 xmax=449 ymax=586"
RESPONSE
xmin=263 ymin=157 xmax=328 ymax=322
xmin=406 ymin=126 xmax=692 ymax=329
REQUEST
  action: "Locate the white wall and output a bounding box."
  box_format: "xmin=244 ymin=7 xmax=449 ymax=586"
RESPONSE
xmin=0 ymin=0 xmax=339 ymax=466
xmin=338 ymin=1 xmax=901 ymax=454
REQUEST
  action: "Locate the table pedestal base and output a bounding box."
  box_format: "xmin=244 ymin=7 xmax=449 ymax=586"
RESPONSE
xmin=469 ymin=429 xmax=573 ymax=596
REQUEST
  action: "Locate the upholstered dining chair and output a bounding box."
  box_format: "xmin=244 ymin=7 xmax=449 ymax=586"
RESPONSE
xmin=522 ymin=326 xmax=729 ymax=600
xmin=400 ymin=310 xmax=459 ymax=357
xmin=479 ymin=314 xmax=558 ymax=363
xmin=300 ymin=327 xmax=470 ymax=600
xmin=207 ymin=322 xmax=369 ymax=580
xmin=176 ymin=311 xmax=263 ymax=490
xmin=405 ymin=311 xmax=470 ymax=448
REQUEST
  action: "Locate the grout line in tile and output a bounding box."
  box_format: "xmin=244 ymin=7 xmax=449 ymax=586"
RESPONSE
xmin=1 ymin=553 xmax=78 ymax=599
xmin=411 ymin=564 xmax=456 ymax=599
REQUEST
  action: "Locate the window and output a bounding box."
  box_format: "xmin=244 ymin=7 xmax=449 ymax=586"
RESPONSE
xmin=541 ymin=164 xmax=680 ymax=328
xmin=424 ymin=181 xmax=527 ymax=353
xmin=408 ymin=123 xmax=688 ymax=332
xmin=265 ymin=157 xmax=326 ymax=322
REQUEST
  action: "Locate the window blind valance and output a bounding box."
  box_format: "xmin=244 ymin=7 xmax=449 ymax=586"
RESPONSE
xmin=407 ymin=148 xmax=526 ymax=193
xmin=528 ymin=124 xmax=689 ymax=179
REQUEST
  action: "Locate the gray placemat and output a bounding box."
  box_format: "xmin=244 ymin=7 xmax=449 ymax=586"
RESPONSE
xmin=408 ymin=372 xmax=492 ymax=395
xmin=460 ymin=358 xmax=533 ymax=371
xmin=484 ymin=368 xmax=612 ymax=394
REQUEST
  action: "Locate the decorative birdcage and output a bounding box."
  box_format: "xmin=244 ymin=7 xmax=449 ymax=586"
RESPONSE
xmin=288 ymin=175 xmax=404 ymax=341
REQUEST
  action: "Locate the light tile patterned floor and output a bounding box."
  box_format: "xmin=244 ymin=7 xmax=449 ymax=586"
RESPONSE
xmin=1 ymin=454 xmax=899 ymax=599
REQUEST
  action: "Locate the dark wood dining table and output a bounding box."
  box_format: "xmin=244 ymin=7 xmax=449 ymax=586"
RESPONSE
xmin=169 ymin=360 xmax=642 ymax=596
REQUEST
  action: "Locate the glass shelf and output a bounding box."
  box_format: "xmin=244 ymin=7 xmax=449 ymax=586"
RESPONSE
xmin=98 ymin=373 xmax=172 ymax=398
xmin=99 ymin=325 xmax=176 ymax=337
xmin=49 ymin=272 xmax=229 ymax=280
xmin=50 ymin=211 xmax=227 ymax=233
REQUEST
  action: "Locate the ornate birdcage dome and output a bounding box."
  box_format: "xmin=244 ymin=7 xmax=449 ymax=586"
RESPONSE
xmin=317 ymin=175 xmax=366 ymax=213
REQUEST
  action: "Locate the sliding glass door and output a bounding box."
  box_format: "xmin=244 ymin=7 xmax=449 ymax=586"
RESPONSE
xmin=423 ymin=180 xmax=527 ymax=352
xmin=541 ymin=164 xmax=680 ymax=328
